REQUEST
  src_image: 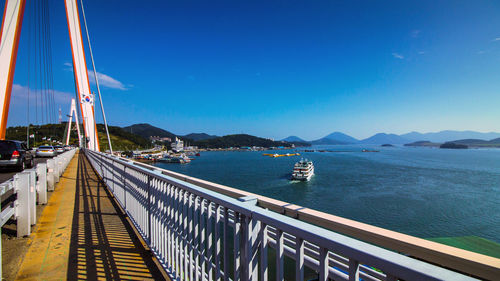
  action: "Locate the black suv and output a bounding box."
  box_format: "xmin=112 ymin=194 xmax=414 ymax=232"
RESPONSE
xmin=0 ymin=140 xmax=35 ymax=171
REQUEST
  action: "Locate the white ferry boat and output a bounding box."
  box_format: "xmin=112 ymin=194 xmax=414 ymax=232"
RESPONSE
xmin=291 ymin=159 xmax=314 ymax=181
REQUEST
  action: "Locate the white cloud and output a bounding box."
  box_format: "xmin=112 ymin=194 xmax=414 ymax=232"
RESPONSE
xmin=477 ymin=50 xmax=486 ymax=55
xmin=64 ymin=62 xmax=127 ymax=90
xmin=493 ymin=37 xmax=500 ymax=42
xmin=87 ymin=70 xmax=128 ymax=90
xmin=11 ymin=84 xmax=73 ymax=104
xmin=418 ymin=51 xmax=425 ymax=55
xmin=392 ymin=53 xmax=404 ymax=59
xmin=411 ymin=30 xmax=421 ymax=38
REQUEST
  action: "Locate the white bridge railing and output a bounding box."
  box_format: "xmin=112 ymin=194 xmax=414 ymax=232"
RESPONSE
xmin=85 ymin=149 xmax=478 ymax=281
xmin=0 ymin=148 xmax=76 ymax=277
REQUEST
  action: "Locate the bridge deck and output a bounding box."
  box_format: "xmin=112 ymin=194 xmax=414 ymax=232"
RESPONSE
xmin=15 ymin=152 xmax=168 ymax=280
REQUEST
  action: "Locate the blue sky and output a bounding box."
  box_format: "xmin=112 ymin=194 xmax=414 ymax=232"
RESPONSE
xmin=6 ymin=0 xmax=500 ymax=140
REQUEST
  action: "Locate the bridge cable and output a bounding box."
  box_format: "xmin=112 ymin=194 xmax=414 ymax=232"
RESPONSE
xmin=80 ymin=0 xmax=113 ymax=153
xmin=26 ymin=0 xmax=32 ymax=147
xmin=33 ymin=0 xmax=38 ymax=126
xmin=42 ymin=0 xmax=56 ymax=137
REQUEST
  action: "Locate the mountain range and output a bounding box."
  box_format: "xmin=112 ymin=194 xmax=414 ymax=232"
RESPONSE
xmin=310 ymin=132 xmax=359 ymax=145
xmin=281 ymin=130 xmax=500 ymax=145
xmin=183 ymin=133 xmax=218 ymax=141
xmin=121 ymin=124 xmax=307 ymax=148
xmin=122 ymin=123 xmax=500 ymax=146
xmin=123 ymin=123 xmax=177 ymax=140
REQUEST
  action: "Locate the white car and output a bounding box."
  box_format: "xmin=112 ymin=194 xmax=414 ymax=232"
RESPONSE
xmin=36 ymin=146 xmax=57 ymax=157
xmin=54 ymin=146 xmax=65 ymax=154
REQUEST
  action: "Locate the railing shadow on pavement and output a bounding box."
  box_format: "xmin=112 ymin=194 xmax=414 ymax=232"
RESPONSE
xmin=66 ymin=153 xmax=167 ymax=281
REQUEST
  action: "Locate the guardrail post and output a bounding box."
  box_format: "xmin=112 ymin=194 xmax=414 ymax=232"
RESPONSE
xmin=57 ymin=156 xmax=64 ymax=177
xmin=28 ymin=169 xmax=37 ymax=225
xmin=37 ymin=163 xmax=47 ymax=204
xmin=53 ymin=157 xmax=60 ymax=183
xmin=46 ymin=158 xmax=55 ymax=191
xmin=15 ymin=172 xmax=31 ymax=237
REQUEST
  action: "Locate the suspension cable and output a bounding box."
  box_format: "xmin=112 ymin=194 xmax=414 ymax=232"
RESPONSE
xmin=34 ymin=0 xmax=39 ymax=126
xmin=26 ymin=0 xmax=32 ymax=147
xmin=80 ymin=0 xmax=113 ymax=153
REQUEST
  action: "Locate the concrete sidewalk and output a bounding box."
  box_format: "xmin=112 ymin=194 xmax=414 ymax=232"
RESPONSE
xmin=15 ymin=152 xmax=168 ymax=280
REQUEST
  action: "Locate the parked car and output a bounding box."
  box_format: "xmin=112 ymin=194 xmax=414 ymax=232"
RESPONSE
xmin=63 ymin=145 xmax=72 ymax=151
xmin=0 ymin=140 xmax=35 ymax=171
xmin=54 ymin=145 xmax=65 ymax=154
xmin=36 ymin=145 xmax=57 ymax=158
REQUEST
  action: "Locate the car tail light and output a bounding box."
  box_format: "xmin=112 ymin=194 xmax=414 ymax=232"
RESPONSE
xmin=11 ymin=150 xmax=20 ymax=159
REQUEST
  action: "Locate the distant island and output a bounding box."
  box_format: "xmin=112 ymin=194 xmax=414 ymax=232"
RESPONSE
xmin=404 ymin=141 xmax=441 ymax=147
xmin=381 ymin=144 xmax=394 ymax=147
xmin=440 ymin=142 xmax=468 ymax=149
xmin=405 ymin=138 xmax=500 ymax=149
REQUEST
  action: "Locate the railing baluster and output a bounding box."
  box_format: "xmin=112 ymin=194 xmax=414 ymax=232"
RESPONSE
xmin=194 ymin=196 xmax=201 ymax=281
xmin=233 ymin=212 xmax=241 ymax=281
xmin=183 ymin=191 xmax=189 ymax=280
xmin=161 ymin=181 xmax=167 ymax=264
xmin=179 ymin=191 xmax=187 ymax=280
xmin=295 ymin=237 xmax=304 ymax=281
xmin=188 ymin=194 xmax=195 ymax=281
xmin=319 ymin=247 xmax=328 ymax=281
xmin=207 ymin=201 xmax=214 ymax=281
xmin=175 ymin=188 xmax=180 ymax=276
xmin=179 ymin=189 xmax=185 ymax=278
xmin=166 ymin=183 xmax=173 ymax=272
xmin=276 ymin=229 xmax=284 ymax=281
xmin=244 ymin=215 xmax=258 ymax=281
xmin=259 ymin=223 xmax=268 ymax=281
xmin=223 ymin=207 xmax=229 ymax=281
xmin=214 ymin=204 xmax=222 ymax=281
xmin=200 ymin=198 xmax=207 ymax=281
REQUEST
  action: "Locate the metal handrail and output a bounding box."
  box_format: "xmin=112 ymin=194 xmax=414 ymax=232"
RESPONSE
xmin=85 ymin=149 xmax=480 ymax=281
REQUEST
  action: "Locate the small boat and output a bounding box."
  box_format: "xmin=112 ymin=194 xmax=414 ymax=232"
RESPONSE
xmin=158 ymin=157 xmax=182 ymax=163
xmin=158 ymin=154 xmax=191 ymax=164
xmin=195 ymin=152 xmax=201 ymax=156
xmin=264 ymin=153 xmax=300 ymax=158
xmin=291 ymin=159 xmax=314 ymax=181
xmin=180 ymin=153 xmax=192 ymax=163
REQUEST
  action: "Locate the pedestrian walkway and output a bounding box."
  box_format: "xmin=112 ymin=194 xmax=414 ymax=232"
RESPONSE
xmin=15 ymin=152 xmax=168 ymax=280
